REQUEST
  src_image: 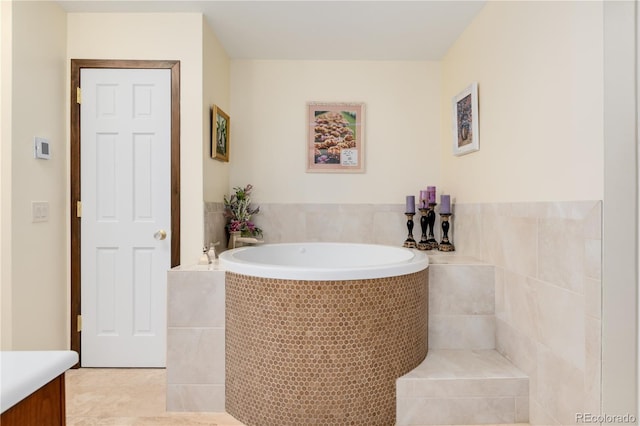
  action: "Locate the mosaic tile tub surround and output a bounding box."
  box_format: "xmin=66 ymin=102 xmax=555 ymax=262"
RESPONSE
xmin=225 ymin=270 xmax=429 ymax=426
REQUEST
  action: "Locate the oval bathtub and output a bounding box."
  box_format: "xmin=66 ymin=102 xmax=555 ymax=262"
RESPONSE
xmin=220 ymin=242 xmax=428 ymax=280
xmin=219 ymin=243 xmax=429 ymax=426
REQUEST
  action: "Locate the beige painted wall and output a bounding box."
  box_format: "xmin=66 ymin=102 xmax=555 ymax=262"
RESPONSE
xmin=203 ymin=19 xmax=230 ymax=205
xmin=5 ymin=0 xmax=67 ymax=349
xmin=67 ymin=12 xmax=206 ymax=265
xmin=2 ymin=10 xmax=230 ymax=350
xmin=0 ymin=0 xmax=13 ymax=350
xmin=229 ymin=60 xmax=441 ymax=204
xmin=440 ymin=1 xmax=604 ymax=203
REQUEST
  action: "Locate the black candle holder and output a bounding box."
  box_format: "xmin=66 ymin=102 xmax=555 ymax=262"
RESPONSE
xmin=438 ymin=213 xmax=455 ymax=252
xmin=417 ymin=208 xmax=430 ymax=250
xmin=426 ymin=203 xmax=438 ymax=249
xmin=403 ymin=213 xmax=417 ymax=248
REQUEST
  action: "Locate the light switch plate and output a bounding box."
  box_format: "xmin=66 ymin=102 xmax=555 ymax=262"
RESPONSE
xmin=32 ymin=201 xmax=49 ymax=223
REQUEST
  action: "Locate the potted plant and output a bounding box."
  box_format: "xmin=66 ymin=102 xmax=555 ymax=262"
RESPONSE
xmin=223 ymin=184 xmax=263 ymax=241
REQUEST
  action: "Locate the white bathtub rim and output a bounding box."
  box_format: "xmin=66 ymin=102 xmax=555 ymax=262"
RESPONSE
xmin=218 ymin=242 xmax=429 ymax=280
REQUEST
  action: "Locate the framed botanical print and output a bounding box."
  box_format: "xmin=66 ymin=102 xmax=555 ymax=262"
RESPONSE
xmin=452 ymin=82 xmax=479 ymax=156
xmin=211 ymin=105 xmax=230 ymax=162
xmin=307 ymin=102 xmax=365 ymax=173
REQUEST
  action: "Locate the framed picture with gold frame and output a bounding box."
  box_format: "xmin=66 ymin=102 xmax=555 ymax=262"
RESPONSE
xmin=307 ymin=102 xmax=365 ymax=173
xmin=211 ymin=105 xmax=230 ymax=162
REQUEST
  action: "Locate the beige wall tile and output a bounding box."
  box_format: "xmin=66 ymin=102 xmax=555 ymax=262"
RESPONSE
xmin=168 ymin=270 xmax=225 ymax=327
xmin=254 ymin=203 xmax=417 ymax=246
xmin=167 ymin=328 xmax=225 ymax=384
xmin=507 ymin=202 xmax=548 ymax=219
xmin=516 ymin=396 xmax=530 ymax=423
xmin=543 ymin=201 xmax=599 ymax=221
xmin=495 ymin=319 xmax=539 ymax=397
xmin=429 ymin=264 xmax=495 ymax=315
xmin=495 ymin=267 xmax=506 ymax=320
xmin=397 ymin=396 xmax=517 ymax=425
xmin=533 ymin=278 xmax=586 ymax=371
xmin=582 ymin=202 xmax=602 ymax=240
xmin=502 ymin=271 xmax=540 ymax=341
xmin=253 ymin=203 xmax=306 ymax=243
xmin=305 ymin=208 xmax=373 ymax=243
xmin=479 ymin=206 xmax=502 ymax=266
xmin=429 ymin=315 xmax=495 ymax=349
xmin=450 ymin=203 xmax=483 ymax=257
xmin=536 ymin=345 xmax=586 ymax=425
xmin=204 ymin=201 xmax=227 ymax=249
xmin=584 ymin=315 xmax=602 ymax=415
xmin=538 ymin=217 xmax=585 ymax=294
xmin=485 ymin=215 xmax=538 ymax=277
xmin=491 ymin=201 xmax=601 ymax=426
xmin=584 ymin=238 xmax=602 ymax=280
xmin=584 ymin=277 xmax=602 ymax=319
xmin=402 ymin=349 xmax=528 ymax=380
xmin=374 ymin=210 xmax=408 ymax=245
xmin=529 ymin=399 xmax=561 ymax=425
xmin=399 ymin=377 xmax=528 ymax=398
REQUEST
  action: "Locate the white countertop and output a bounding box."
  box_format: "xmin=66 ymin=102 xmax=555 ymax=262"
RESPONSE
xmin=1 ymin=350 xmax=78 ymax=413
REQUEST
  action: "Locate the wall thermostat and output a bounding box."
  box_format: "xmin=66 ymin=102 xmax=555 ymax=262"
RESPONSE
xmin=34 ymin=137 xmax=51 ymax=160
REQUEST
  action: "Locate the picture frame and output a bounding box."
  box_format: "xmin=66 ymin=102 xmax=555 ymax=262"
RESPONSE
xmin=307 ymin=102 xmax=365 ymax=173
xmin=452 ymin=82 xmax=479 ymax=156
xmin=211 ymin=105 xmax=230 ymax=162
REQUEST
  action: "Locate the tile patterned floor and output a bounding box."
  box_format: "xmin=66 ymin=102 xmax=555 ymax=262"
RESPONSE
xmin=65 ymin=368 xmax=242 ymax=426
xmin=65 ymin=368 xmax=529 ymax=426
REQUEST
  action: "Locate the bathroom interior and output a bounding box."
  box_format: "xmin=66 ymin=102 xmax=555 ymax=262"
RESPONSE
xmin=0 ymin=0 xmax=638 ymax=425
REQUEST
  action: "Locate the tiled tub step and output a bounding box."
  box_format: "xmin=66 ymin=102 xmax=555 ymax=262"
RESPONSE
xmin=428 ymin=262 xmax=496 ymax=350
xmin=396 ymin=349 xmax=529 ymax=425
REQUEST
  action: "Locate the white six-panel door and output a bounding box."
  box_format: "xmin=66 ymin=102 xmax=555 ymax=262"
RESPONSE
xmin=80 ymin=68 xmax=171 ymax=367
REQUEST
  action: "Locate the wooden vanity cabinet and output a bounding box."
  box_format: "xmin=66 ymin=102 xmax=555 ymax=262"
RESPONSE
xmin=1 ymin=373 xmax=66 ymax=426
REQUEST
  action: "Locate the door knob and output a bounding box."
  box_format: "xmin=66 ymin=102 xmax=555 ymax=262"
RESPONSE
xmin=154 ymin=230 xmax=167 ymax=240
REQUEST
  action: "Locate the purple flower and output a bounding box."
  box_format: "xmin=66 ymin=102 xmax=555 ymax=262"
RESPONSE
xmin=224 ymin=184 xmax=263 ymax=237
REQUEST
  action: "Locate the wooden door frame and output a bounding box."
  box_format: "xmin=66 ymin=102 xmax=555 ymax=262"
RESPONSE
xmin=70 ymin=59 xmax=181 ymax=365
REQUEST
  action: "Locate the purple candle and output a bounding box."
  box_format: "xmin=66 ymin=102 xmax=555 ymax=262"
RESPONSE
xmin=427 ymin=186 xmax=436 ymax=204
xmin=405 ymin=195 xmax=415 ymax=214
xmin=419 ymin=190 xmax=428 ymax=208
xmin=440 ymin=194 xmax=451 ymax=214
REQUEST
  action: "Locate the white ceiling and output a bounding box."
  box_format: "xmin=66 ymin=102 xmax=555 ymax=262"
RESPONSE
xmin=56 ymin=0 xmax=487 ymax=60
